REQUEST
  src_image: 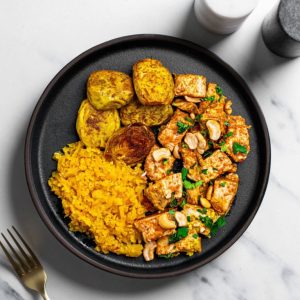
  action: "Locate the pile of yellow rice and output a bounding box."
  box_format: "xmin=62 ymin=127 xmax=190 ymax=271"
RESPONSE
xmin=48 ymin=141 xmax=147 ymax=257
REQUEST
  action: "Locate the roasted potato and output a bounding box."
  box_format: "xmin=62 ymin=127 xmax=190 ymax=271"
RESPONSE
xmin=133 ymin=58 xmax=174 ymax=105
xmin=174 ymin=74 xmax=206 ymax=98
xmin=76 ymin=99 xmax=120 ymax=148
xmin=104 ymin=123 xmax=155 ymax=165
xmin=87 ymin=70 xmax=134 ymax=110
xmin=120 ymin=97 xmax=173 ymax=126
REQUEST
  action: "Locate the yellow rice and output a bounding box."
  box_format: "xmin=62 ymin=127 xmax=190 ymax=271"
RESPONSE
xmin=48 ymin=141 xmax=146 ymax=257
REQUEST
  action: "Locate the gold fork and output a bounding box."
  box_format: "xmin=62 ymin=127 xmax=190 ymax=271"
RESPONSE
xmin=0 ymin=226 xmax=49 ymax=300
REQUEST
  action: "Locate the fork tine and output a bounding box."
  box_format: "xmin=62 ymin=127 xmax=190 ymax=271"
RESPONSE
xmin=0 ymin=239 xmax=23 ymax=276
xmin=1 ymin=233 xmax=29 ymax=272
xmin=7 ymin=229 xmax=36 ymax=268
xmin=12 ymin=226 xmax=41 ymax=266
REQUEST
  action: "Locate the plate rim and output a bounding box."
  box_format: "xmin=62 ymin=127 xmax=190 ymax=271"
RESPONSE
xmin=24 ymin=34 xmax=271 ymax=278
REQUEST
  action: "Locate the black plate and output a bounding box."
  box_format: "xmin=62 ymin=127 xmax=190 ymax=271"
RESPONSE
xmin=25 ymin=34 xmax=271 ymax=278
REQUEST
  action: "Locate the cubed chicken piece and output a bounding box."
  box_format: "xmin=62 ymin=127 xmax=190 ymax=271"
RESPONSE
xmin=144 ymin=173 xmax=183 ymax=211
xmin=180 ymin=147 xmax=202 ymax=181
xmin=198 ymin=150 xmax=234 ymax=183
xmin=144 ymin=145 xmax=175 ymax=181
xmin=174 ymin=74 xmax=206 ymax=98
xmin=156 ymin=230 xmax=201 ymax=256
xmin=206 ymin=82 xmax=221 ymax=102
xmin=186 ymin=184 xmax=207 ymax=205
xmin=224 ymin=116 xmax=250 ymax=162
xmin=158 ymin=109 xmax=190 ymax=151
xmin=134 ymin=213 xmax=176 ymax=242
xmin=182 ymin=204 xmax=220 ymax=237
xmin=211 ymin=173 xmax=239 ymax=215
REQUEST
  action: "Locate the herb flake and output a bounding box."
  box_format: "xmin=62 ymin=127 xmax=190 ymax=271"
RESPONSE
xmin=233 ymin=142 xmax=247 ymax=154
xmin=169 ymin=227 xmax=189 ymax=243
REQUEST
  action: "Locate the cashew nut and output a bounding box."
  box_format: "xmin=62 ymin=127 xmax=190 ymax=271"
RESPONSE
xmin=190 ymin=112 xmax=195 ymax=120
xmin=206 ymin=185 xmax=213 ymax=201
xmin=200 ymin=197 xmax=211 ymax=208
xmin=184 ymin=132 xmax=198 ymax=150
xmin=185 ymin=96 xmax=201 ymax=103
xmin=158 ymin=213 xmax=177 ymax=229
xmin=225 ymin=101 xmax=232 ymax=115
xmin=152 ymin=148 xmax=171 ymax=162
xmin=194 ymin=132 xmax=207 ymax=154
xmin=174 ymin=212 xmax=188 ymax=227
xmin=143 ymin=241 xmax=157 ymax=261
xmin=173 ymin=144 xmax=181 ymax=159
xmin=206 ymin=120 xmax=221 ymax=141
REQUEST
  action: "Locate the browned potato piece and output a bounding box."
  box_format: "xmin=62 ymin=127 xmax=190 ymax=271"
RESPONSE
xmin=87 ymin=70 xmax=134 ymax=110
xmin=76 ymin=99 xmax=120 ymax=148
xmin=133 ymin=58 xmax=174 ymax=105
xmin=120 ymin=97 xmax=173 ymax=126
xmin=210 ymin=173 xmax=239 ymax=215
xmin=104 ymin=123 xmax=155 ymax=165
xmin=174 ymin=74 xmax=206 ymax=98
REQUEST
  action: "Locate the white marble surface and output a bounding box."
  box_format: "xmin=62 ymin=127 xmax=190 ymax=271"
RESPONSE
xmin=0 ymin=0 xmax=300 ymax=299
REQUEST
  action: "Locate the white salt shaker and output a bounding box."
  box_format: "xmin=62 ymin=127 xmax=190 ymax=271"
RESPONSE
xmin=194 ymin=0 xmax=259 ymax=35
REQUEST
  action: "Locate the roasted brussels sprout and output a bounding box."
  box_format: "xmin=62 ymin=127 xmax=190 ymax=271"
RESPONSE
xmin=76 ymin=99 xmax=120 ymax=148
xmin=105 ymin=123 xmax=155 ymax=165
xmin=87 ymin=70 xmax=134 ymax=110
xmin=120 ymin=97 xmax=173 ymax=126
xmin=133 ymin=58 xmax=174 ymax=105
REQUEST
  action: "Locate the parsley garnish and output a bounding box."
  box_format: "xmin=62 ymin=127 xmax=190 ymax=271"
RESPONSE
xmin=221 ymin=145 xmax=228 ymax=152
xmin=170 ymin=198 xmax=178 ymax=208
xmin=208 ymin=140 xmax=214 ymax=149
xmin=223 ymin=132 xmax=233 ymax=139
xmin=203 ymin=96 xmax=215 ymax=102
xmin=216 ymin=86 xmax=223 ymax=96
xmin=224 ymin=121 xmax=230 ymax=126
xmin=177 ymin=121 xmax=190 ymax=134
xmin=166 ymin=169 xmax=172 ymax=175
xmin=199 ymin=215 xmax=213 ymax=228
xmin=220 ymin=182 xmax=226 ymax=187
xmin=210 ymin=216 xmax=226 ymax=236
xmin=187 ymin=216 xmax=191 ymax=222
xmin=203 ymin=150 xmax=213 ymax=158
xmin=181 ymin=167 xmax=188 ymax=181
xmin=202 ymin=169 xmax=208 ymax=175
xmin=159 ymin=253 xmax=174 ymax=259
xmin=180 ymin=198 xmax=187 ymax=208
xmin=163 ymin=159 xmax=169 ymax=165
xmin=209 ymin=180 xmax=214 ymax=186
xmin=185 ymin=116 xmax=194 ymax=124
xmin=183 ymin=180 xmax=203 ymax=190
xmin=233 ymin=142 xmax=247 ymax=154
xmin=195 ymin=114 xmax=203 ymax=121
xmin=169 ymin=209 xmax=175 ymax=215
xmin=213 ymin=167 xmax=218 ymax=172
xmin=181 ymin=142 xmax=188 ymax=149
xmin=169 ymin=227 xmax=189 ymax=243
xmin=192 ymin=233 xmax=198 ymax=239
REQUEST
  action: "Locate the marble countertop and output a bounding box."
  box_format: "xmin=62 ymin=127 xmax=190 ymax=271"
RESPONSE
xmin=1 ymin=0 xmax=300 ymax=299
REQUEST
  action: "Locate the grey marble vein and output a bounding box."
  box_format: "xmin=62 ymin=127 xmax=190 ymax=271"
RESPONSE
xmin=0 ymin=280 xmax=24 ymax=300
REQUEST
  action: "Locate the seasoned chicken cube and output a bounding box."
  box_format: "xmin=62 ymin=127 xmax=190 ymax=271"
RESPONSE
xmin=186 ymin=185 xmax=207 ymax=205
xmin=206 ymin=82 xmax=221 ymax=102
xmin=156 ymin=230 xmax=201 ymax=256
xmin=134 ymin=213 xmax=176 ymax=242
xmin=224 ymin=116 xmax=250 ymax=162
xmin=182 ymin=204 xmax=220 ymax=237
xmin=198 ymin=150 xmax=234 ymax=183
xmin=211 ymin=173 xmax=239 ymax=215
xmin=144 ymin=145 xmax=175 ymax=181
xmin=144 ymin=173 xmax=183 ymax=211
xmin=174 ymin=74 xmax=206 ymax=98
xmin=180 ymin=147 xmax=202 ymax=181
xmin=158 ymin=109 xmax=190 ymax=151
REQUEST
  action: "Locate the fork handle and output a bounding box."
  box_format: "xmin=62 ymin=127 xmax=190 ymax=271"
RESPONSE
xmin=41 ymin=290 xmax=50 ymax=300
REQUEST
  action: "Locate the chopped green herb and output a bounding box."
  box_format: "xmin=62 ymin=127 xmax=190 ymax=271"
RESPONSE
xmin=213 ymin=167 xmax=218 ymax=172
xmin=169 ymin=209 xmax=175 ymax=215
xmin=185 ymin=116 xmax=194 ymax=124
xmin=195 ymin=114 xmax=203 ymax=121
xmin=224 ymin=121 xmax=230 ymax=126
xmin=169 ymin=227 xmax=189 ymax=243
xmin=203 ymin=150 xmax=213 ymax=158
xmin=202 ymin=169 xmax=208 ymax=175
xmin=202 ymin=208 xmax=207 ymax=214
xmin=223 ymin=131 xmax=233 ymax=139
xmin=216 ymin=85 xmax=223 ymax=96
xmin=187 ymin=216 xmax=191 ymax=222
xmin=159 ymin=253 xmax=174 ymax=259
xmin=221 ymin=145 xmax=228 ymax=152
xmin=233 ymin=142 xmax=247 ymax=154
xmin=208 ymin=140 xmax=214 ymax=149
xmin=170 ymin=198 xmax=178 ymax=208
xmin=180 ymin=198 xmax=187 ymax=208
xmin=183 ymin=180 xmax=203 ymax=190
xmin=176 ymin=121 xmax=190 ymax=134
xmin=166 ymin=169 xmax=172 ymax=175
xmin=199 ymin=215 xmax=213 ymax=228
xmin=210 ymin=216 xmax=226 ymax=236
xmin=181 ymin=167 xmax=188 ymax=181
xmin=203 ymin=96 xmax=215 ymax=102
xmin=163 ymin=158 xmax=169 ymax=165
xmin=209 ymin=180 xmax=214 ymax=186
xmin=192 ymin=233 xmax=198 ymax=239
xmin=220 ymin=182 xmax=226 ymax=187
xmin=181 ymin=142 xmax=188 ymax=149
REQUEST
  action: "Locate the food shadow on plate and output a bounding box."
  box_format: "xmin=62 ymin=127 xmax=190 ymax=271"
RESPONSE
xmin=7 ymin=118 xmax=186 ymax=295
xmin=179 ymin=2 xmax=225 ymax=48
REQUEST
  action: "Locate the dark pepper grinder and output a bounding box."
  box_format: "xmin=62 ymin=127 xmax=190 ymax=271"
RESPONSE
xmin=262 ymin=0 xmax=300 ymax=58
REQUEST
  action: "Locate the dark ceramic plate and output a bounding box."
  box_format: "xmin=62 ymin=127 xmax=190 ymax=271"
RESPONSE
xmin=25 ymin=34 xmax=271 ymax=278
